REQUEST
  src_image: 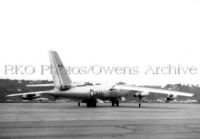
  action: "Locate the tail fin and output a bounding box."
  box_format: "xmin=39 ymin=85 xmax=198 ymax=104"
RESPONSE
xmin=49 ymin=51 xmax=72 ymax=89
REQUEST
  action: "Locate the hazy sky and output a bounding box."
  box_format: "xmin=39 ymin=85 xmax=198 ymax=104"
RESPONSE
xmin=0 ymin=0 xmax=200 ymax=85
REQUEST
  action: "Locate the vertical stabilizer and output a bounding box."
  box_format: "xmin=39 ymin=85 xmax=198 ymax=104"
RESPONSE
xmin=49 ymin=51 xmax=72 ymax=89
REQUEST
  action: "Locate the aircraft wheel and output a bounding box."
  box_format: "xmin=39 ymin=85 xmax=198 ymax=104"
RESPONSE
xmin=78 ymin=102 xmax=80 ymax=107
xmin=93 ymin=101 xmax=97 ymax=107
xmin=111 ymin=100 xmax=119 ymax=107
xmin=111 ymin=101 xmax=115 ymax=107
xmin=86 ymin=100 xmax=96 ymax=107
xmin=138 ymin=96 xmax=142 ymax=108
xmin=87 ymin=102 xmax=91 ymax=107
xmin=116 ymin=100 xmax=119 ymax=107
xmin=92 ymin=99 xmax=97 ymax=107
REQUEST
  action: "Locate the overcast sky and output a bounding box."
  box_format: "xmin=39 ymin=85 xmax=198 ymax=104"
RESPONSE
xmin=0 ymin=0 xmax=200 ymax=85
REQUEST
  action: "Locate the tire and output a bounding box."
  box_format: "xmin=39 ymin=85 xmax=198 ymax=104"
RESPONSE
xmin=93 ymin=101 xmax=96 ymax=107
xmin=116 ymin=100 xmax=119 ymax=107
xmin=87 ymin=99 xmax=96 ymax=107
xmin=112 ymin=101 xmax=115 ymax=107
xmin=91 ymin=99 xmax=96 ymax=107
xmin=87 ymin=102 xmax=91 ymax=107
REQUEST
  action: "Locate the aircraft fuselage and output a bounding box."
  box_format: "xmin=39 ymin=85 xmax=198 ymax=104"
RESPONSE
xmin=52 ymin=84 xmax=131 ymax=100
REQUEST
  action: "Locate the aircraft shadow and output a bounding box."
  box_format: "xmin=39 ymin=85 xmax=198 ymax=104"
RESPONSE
xmin=71 ymin=104 xmax=181 ymax=110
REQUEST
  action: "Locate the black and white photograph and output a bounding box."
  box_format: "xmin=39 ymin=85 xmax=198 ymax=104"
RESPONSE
xmin=0 ymin=0 xmax=200 ymax=139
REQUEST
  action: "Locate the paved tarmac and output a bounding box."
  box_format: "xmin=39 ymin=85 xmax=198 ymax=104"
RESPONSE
xmin=0 ymin=102 xmax=200 ymax=139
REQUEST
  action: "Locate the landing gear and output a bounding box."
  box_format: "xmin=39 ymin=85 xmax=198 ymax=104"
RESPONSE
xmin=116 ymin=100 xmax=119 ymax=107
xmin=78 ymin=102 xmax=80 ymax=107
xmin=86 ymin=99 xmax=97 ymax=107
xmin=138 ymin=96 xmax=142 ymax=108
xmin=112 ymin=101 xmax=115 ymax=107
xmin=111 ymin=100 xmax=119 ymax=107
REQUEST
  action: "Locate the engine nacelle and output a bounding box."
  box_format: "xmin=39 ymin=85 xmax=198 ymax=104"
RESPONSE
xmin=22 ymin=94 xmax=41 ymax=100
xmin=133 ymin=91 xmax=149 ymax=97
xmin=166 ymin=94 xmax=177 ymax=102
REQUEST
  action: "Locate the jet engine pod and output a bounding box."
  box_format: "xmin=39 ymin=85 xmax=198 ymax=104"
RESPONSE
xmin=133 ymin=91 xmax=149 ymax=97
xmin=166 ymin=94 xmax=177 ymax=102
xmin=22 ymin=94 xmax=41 ymax=100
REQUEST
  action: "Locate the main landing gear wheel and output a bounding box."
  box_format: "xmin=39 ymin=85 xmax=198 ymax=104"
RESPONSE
xmin=138 ymin=96 xmax=142 ymax=108
xmin=86 ymin=99 xmax=97 ymax=107
xmin=111 ymin=100 xmax=119 ymax=107
xmin=78 ymin=102 xmax=80 ymax=107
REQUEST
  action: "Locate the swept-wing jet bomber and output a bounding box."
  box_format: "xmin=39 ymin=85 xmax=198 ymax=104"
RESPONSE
xmin=7 ymin=51 xmax=193 ymax=107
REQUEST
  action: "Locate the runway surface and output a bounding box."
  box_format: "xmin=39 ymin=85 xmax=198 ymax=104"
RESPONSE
xmin=0 ymin=103 xmax=200 ymax=139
